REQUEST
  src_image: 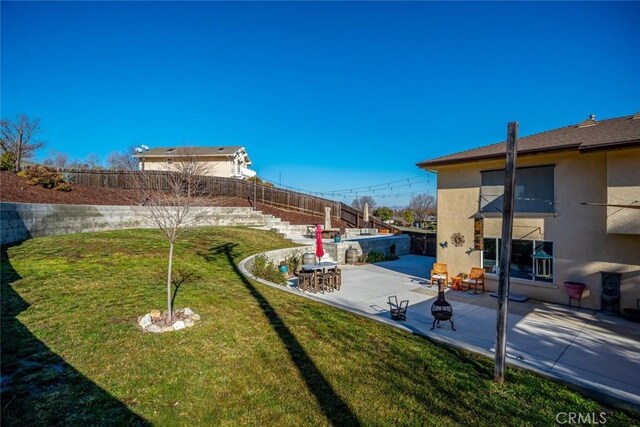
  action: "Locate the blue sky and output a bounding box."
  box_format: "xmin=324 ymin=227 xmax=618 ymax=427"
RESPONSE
xmin=2 ymin=1 xmax=639 ymax=206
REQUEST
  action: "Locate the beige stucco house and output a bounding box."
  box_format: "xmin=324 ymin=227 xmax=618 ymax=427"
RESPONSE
xmin=133 ymin=146 xmax=256 ymax=179
xmin=417 ymin=113 xmax=640 ymax=311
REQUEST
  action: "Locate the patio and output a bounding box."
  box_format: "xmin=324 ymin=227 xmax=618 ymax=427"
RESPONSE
xmin=283 ymin=255 xmax=640 ymax=410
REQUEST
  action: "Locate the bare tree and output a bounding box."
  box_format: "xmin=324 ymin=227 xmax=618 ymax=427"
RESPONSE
xmin=0 ymin=113 xmax=45 ymax=171
xmin=408 ymin=194 xmax=436 ymax=222
xmin=66 ymin=160 xmax=86 ymax=169
xmin=135 ymin=154 xmax=208 ymax=321
xmin=352 ymin=196 xmax=377 ymax=212
xmin=107 ymin=145 xmax=138 ymax=170
xmin=65 ymin=153 xmax=103 ymax=170
xmin=42 ymin=150 xmax=69 ymax=169
xmin=85 ymin=153 xmax=102 ymax=170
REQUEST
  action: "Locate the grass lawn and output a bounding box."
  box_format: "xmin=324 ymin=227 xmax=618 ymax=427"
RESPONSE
xmin=1 ymin=227 xmax=637 ymax=426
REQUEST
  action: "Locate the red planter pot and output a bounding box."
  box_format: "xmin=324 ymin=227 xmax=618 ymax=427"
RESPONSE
xmin=564 ymin=281 xmax=586 ymax=301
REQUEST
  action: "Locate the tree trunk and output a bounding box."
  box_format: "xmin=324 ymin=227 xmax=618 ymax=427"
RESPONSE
xmin=15 ymin=130 xmax=23 ymax=172
xmin=167 ymin=241 xmax=174 ymax=321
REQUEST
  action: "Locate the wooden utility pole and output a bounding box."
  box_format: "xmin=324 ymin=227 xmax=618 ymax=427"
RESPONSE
xmin=494 ymin=121 xmax=518 ymax=383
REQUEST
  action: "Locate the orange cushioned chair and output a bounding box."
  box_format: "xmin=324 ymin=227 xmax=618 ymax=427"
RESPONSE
xmin=462 ymin=267 xmax=485 ymax=294
xmin=430 ymin=263 xmax=449 ymax=287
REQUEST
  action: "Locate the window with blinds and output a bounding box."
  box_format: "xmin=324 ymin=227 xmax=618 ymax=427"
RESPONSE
xmin=480 ymin=165 xmax=555 ymax=213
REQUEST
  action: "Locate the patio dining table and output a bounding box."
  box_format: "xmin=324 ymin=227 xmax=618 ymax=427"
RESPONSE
xmin=300 ymin=261 xmax=338 ymax=272
xmin=300 ymin=262 xmax=339 ymax=293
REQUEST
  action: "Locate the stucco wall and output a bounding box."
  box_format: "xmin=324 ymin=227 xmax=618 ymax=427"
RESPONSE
xmin=0 ymin=202 xmax=268 ymax=245
xmin=431 ymin=148 xmax=640 ymax=310
xmin=141 ymin=157 xmax=233 ymax=177
xmin=607 ymin=148 xmax=640 ymax=234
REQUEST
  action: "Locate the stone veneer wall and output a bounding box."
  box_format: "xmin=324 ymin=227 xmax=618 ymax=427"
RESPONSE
xmin=328 ymin=235 xmax=411 ymax=264
xmin=0 ymin=202 xmax=268 ymax=244
xmin=243 ymin=236 xmax=410 ymax=269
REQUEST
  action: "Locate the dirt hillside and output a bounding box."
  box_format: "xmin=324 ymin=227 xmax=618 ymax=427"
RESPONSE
xmin=1 ymin=171 xmax=343 ymax=226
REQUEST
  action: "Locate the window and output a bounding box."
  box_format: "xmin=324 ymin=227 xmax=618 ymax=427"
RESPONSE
xmin=480 ymin=165 xmax=554 ymax=213
xmin=167 ymin=158 xmax=173 ymax=165
xmin=482 ymin=237 xmax=554 ymax=283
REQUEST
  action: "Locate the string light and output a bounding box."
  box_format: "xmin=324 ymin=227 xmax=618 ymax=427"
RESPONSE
xmin=256 ymin=173 xmax=437 ymax=202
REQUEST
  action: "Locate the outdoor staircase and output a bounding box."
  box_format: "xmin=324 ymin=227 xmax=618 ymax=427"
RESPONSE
xmin=253 ymin=212 xmax=315 ymax=243
xmin=252 ymin=211 xmax=336 ymax=263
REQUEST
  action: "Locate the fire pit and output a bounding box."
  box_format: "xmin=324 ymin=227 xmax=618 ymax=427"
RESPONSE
xmin=431 ymin=279 xmax=456 ymax=331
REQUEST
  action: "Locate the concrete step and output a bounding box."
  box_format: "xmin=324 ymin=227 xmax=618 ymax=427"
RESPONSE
xmin=248 ymin=209 xmax=321 ymax=246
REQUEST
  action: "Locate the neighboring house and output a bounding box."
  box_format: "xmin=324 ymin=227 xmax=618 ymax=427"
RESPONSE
xmin=417 ymin=113 xmax=640 ymax=311
xmin=414 ymin=216 xmax=437 ymax=229
xmin=133 ymin=146 xmax=256 ymax=178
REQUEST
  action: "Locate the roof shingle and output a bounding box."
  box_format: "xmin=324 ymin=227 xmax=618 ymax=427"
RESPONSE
xmin=417 ymin=114 xmax=640 ymax=168
xmin=134 ymin=146 xmax=243 ymax=158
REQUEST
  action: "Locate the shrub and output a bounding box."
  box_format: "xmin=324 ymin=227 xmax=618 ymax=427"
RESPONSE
xmin=250 ymin=254 xmax=286 ymax=285
xmin=62 ymin=172 xmax=75 ymax=184
xmin=366 ymin=251 xmax=386 ymax=263
xmin=364 ymin=251 xmax=398 ymax=264
xmin=20 ymin=165 xmax=71 ymax=191
xmin=0 ymin=151 xmax=15 ymax=171
xmin=283 ymin=253 xmax=301 ymax=275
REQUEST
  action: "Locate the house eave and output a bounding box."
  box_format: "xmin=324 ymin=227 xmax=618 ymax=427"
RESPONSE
xmin=416 ymin=145 xmax=579 ymax=169
xmin=133 ymin=153 xmax=233 ymax=159
xmin=417 ymin=140 xmax=640 ymax=169
xmin=577 ymin=139 xmax=640 ymax=153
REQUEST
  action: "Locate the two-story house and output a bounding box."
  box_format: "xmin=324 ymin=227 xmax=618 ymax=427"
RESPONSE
xmin=133 ymin=146 xmax=256 ymax=179
xmin=417 ymin=113 xmax=640 ymax=311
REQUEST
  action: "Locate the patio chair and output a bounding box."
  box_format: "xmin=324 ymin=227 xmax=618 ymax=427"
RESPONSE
xmin=306 ymin=225 xmax=317 ymax=238
xmin=329 ymin=267 xmax=342 ymax=290
xmin=462 ymin=267 xmax=485 ymax=294
xmin=317 ymin=272 xmax=334 ymax=293
xmin=297 ymin=271 xmax=314 ymax=293
xmin=388 ymin=296 xmax=409 ymax=321
xmin=430 ymin=263 xmax=449 ymax=287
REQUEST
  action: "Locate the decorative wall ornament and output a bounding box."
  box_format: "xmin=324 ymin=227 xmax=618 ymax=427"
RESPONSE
xmin=451 ymin=233 xmax=465 ymax=247
xmin=473 ymin=216 xmax=484 ymax=251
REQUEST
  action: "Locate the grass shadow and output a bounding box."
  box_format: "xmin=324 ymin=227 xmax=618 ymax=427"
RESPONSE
xmin=1 ymin=244 xmax=149 ymax=426
xmin=206 ymin=243 xmax=361 ymax=426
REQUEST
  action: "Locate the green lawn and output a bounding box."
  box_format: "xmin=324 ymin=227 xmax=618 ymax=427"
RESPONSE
xmin=1 ymin=227 xmax=636 ymax=426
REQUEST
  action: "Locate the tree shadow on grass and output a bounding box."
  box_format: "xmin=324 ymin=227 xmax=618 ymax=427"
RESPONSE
xmin=1 ymin=244 xmax=149 ymax=427
xmin=206 ymin=243 xmax=361 ymax=426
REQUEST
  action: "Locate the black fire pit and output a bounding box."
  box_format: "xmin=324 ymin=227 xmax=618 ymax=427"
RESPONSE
xmin=431 ymin=279 xmax=456 ymax=331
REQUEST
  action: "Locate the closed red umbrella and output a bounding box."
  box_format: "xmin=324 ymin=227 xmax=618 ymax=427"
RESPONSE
xmin=315 ymin=224 xmax=324 ymax=262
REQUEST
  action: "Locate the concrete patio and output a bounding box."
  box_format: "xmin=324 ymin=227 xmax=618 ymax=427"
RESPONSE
xmin=284 ymin=255 xmax=640 ymax=412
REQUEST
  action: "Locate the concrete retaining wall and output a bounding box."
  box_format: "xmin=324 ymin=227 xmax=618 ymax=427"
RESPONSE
xmin=242 ymin=235 xmax=410 ymax=269
xmin=255 ymin=246 xmax=314 ymax=266
xmin=244 ymin=246 xmax=314 ymax=273
xmin=343 ymin=228 xmax=378 ymax=239
xmin=0 ymin=202 xmax=268 ymax=244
